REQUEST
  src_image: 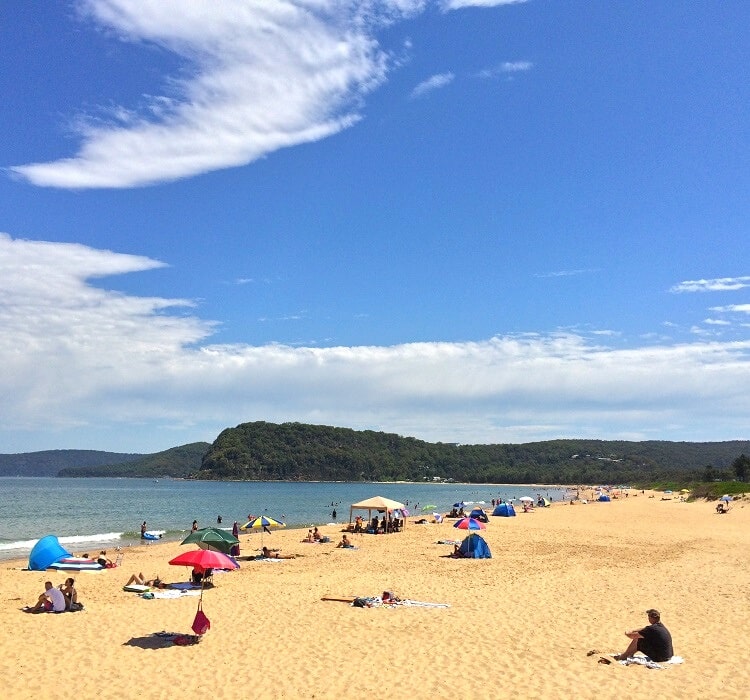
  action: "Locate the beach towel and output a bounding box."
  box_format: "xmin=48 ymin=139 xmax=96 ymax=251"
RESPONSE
xmin=617 ymin=655 xmax=684 ymax=669
xmin=351 ymin=597 xmax=450 ymax=608
xmin=398 ymin=600 xmax=450 ymax=608
xmin=149 ymin=589 xmax=202 ymax=599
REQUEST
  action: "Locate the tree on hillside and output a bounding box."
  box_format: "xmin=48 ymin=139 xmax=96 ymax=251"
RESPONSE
xmin=732 ymin=454 xmax=750 ymax=482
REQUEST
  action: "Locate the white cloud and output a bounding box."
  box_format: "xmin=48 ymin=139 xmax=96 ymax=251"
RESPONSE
xmin=10 ymin=0 xmax=427 ymax=189
xmin=442 ymin=0 xmax=527 ymax=10
xmin=671 ymin=276 xmax=750 ymax=293
xmin=410 ymin=72 xmax=455 ymax=98
xmin=535 ymin=268 xmax=594 ymax=278
xmin=3 ymin=235 xmax=750 ymax=451
xmin=478 ymin=60 xmax=533 ymax=79
xmin=710 ymin=304 xmax=750 ymax=314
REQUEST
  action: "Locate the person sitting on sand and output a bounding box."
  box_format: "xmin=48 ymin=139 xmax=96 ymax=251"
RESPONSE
xmin=96 ymin=551 xmax=113 ymax=568
xmin=716 ymin=502 xmax=727 ymax=513
xmin=337 ymin=534 xmax=354 ymax=548
xmin=124 ymin=572 xmax=164 ymax=588
xmin=302 ymin=529 xmax=315 ymax=543
xmin=191 ymin=567 xmax=213 ymax=585
xmin=59 ymin=578 xmax=78 ymax=610
xmin=313 ymin=527 xmax=322 ymax=541
xmin=261 ymin=546 xmax=297 ymax=559
xmin=615 ymin=609 xmax=673 ymax=662
xmin=26 ymin=581 xmax=66 ymax=612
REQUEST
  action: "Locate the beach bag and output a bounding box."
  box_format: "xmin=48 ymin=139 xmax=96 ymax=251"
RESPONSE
xmin=191 ymin=601 xmax=211 ymax=635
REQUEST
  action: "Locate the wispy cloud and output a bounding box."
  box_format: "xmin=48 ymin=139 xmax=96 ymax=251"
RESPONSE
xmin=442 ymin=0 xmax=528 ymax=10
xmin=3 ymin=234 xmax=750 ymax=451
xmin=9 ymin=0 xmax=428 ymax=189
xmin=710 ymin=304 xmax=750 ymax=314
xmin=671 ymin=276 xmax=750 ymax=293
xmin=535 ymin=268 xmax=596 ymax=278
xmin=410 ymin=72 xmax=455 ymax=98
xmin=478 ymin=60 xmax=533 ymax=79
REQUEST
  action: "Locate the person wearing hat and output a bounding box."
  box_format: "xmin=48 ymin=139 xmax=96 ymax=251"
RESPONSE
xmin=615 ymin=609 xmax=673 ymax=662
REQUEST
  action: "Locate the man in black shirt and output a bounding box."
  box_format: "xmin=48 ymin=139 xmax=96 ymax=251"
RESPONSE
xmin=615 ymin=609 xmax=674 ymax=662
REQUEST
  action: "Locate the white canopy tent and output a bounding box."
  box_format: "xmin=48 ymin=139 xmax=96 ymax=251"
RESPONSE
xmin=349 ymin=495 xmax=407 ymax=532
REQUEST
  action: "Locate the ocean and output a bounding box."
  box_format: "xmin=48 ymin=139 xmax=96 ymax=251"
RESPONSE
xmin=0 ymin=477 xmax=569 ymax=562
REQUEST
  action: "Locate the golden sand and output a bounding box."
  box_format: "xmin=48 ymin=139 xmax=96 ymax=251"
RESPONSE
xmin=2 ymin=490 xmax=748 ymax=699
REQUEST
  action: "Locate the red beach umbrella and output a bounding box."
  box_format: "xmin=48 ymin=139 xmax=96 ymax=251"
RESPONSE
xmin=169 ymin=548 xmax=238 ymax=572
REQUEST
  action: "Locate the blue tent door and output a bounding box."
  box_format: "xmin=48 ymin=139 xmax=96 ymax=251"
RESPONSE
xmin=458 ymin=534 xmax=491 ymax=558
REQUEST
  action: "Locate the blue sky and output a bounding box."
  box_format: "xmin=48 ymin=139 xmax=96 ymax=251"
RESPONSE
xmin=2 ymin=0 xmax=750 ymax=453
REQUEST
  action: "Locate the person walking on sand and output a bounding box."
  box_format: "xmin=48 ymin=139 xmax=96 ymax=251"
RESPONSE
xmin=615 ymin=609 xmax=673 ymax=662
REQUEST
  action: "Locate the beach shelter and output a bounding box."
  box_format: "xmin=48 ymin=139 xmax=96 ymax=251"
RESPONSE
xmin=469 ymin=508 xmax=489 ymax=522
xmin=597 ymin=494 xmax=611 ymax=502
xmin=492 ymin=502 xmax=516 ymax=517
xmin=28 ymin=535 xmax=71 ymax=571
xmin=457 ymin=533 xmax=491 ymax=559
xmin=349 ymin=496 xmax=406 ymax=531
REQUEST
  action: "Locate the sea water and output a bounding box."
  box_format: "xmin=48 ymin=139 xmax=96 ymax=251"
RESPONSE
xmin=0 ymin=477 xmax=568 ymax=562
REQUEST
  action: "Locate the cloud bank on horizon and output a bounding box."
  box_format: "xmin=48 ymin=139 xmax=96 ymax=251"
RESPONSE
xmin=2 ymin=233 xmax=750 ymax=452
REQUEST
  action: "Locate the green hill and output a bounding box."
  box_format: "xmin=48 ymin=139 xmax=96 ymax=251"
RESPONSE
xmin=0 ymin=450 xmax=144 ymax=477
xmin=192 ymin=421 xmax=750 ymax=485
xmin=57 ymin=442 xmax=211 ymax=478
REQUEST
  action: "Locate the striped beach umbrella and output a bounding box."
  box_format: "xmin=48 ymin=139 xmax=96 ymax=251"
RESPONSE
xmin=453 ymin=517 xmax=486 ymax=531
xmin=241 ymin=515 xmax=286 ymax=546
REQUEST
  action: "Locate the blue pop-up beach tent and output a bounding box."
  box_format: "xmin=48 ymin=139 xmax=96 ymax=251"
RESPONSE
xmin=28 ymin=535 xmax=71 ymax=571
xmin=597 ymin=494 xmax=611 ymax=502
xmin=457 ymin=534 xmax=491 ymax=558
xmin=492 ymin=502 xmax=516 ymax=517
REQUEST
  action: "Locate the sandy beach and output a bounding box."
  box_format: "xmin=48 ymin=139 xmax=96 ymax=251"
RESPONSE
xmin=2 ymin=490 xmax=748 ymax=699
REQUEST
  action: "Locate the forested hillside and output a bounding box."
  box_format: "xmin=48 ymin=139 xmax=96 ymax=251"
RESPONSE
xmin=0 ymin=450 xmax=143 ymax=477
xmin=57 ymin=443 xmax=210 ymax=478
xmin=192 ymin=421 xmax=750 ymax=484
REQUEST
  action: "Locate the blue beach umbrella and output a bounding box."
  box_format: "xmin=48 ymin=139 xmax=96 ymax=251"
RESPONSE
xmin=721 ymin=495 xmax=732 ymax=502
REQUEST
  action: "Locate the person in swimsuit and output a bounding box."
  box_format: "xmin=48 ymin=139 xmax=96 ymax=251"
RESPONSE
xmin=261 ymin=546 xmax=297 ymax=559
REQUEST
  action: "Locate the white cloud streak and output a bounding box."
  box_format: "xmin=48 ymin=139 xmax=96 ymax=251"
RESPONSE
xmin=3 ymin=235 xmax=750 ymax=451
xmin=410 ymin=72 xmax=455 ymax=98
xmin=441 ymin=0 xmax=527 ymax=9
xmin=9 ymin=0 xmax=427 ymax=189
xmin=671 ymin=276 xmax=750 ymax=293
xmin=477 ymin=60 xmax=533 ymax=79
xmin=710 ymin=304 xmax=750 ymax=314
